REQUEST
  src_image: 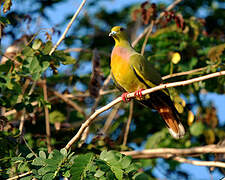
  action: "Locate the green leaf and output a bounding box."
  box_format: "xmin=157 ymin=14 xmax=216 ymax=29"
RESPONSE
xmin=26 ymin=153 xmax=34 ymax=159
xmin=0 ymin=62 xmax=12 ymax=73
xmin=42 ymin=172 xmax=55 ymax=180
xmin=32 ymin=157 xmax=46 ymax=166
xmin=39 ymin=151 xmax=46 ymax=159
xmin=32 ymin=39 xmax=42 ymax=50
xmin=42 ymin=61 xmax=50 ymax=71
xmin=49 ymin=110 xmax=66 ymax=123
xmin=44 ymin=159 xmax=60 ymax=167
xmin=120 ymin=156 xmax=131 ymax=169
xmin=111 ymin=166 xmax=123 ymax=180
xmin=20 ymin=176 xmax=32 ymax=180
xmin=62 ymin=55 xmax=76 ymax=65
xmin=53 ymin=50 xmax=76 ymax=65
xmin=134 ymin=172 xmax=150 ymax=180
xmin=0 ymin=16 xmax=10 ymax=25
xmin=63 ymin=170 xmax=71 ymax=178
xmin=60 ymin=148 xmax=67 ymax=156
xmin=32 ymin=72 xmax=41 ymax=80
xmin=190 ymin=122 xmax=205 ymax=136
xmin=94 ymin=169 xmax=105 ymax=178
xmin=30 ymin=56 xmax=40 ymax=73
xmin=38 ymin=166 xmax=55 ymax=176
xmin=11 ymin=156 xmax=25 ymax=162
xmin=22 ymin=47 xmax=34 ymax=56
xmin=70 ymin=153 xmax=94 ymax=180
xmin=42 ymin=41 xmax=53 ymax=55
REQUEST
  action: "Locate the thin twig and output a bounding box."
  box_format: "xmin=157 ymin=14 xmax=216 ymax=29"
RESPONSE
xmin=2 ymin=89 xmax=118 ymax=117
xmin=132 ymin=0 xmax=183 ymax=47
xmin=64 ymin=48 xmax=110 ymax=57
xmin=28 ymin=81 xmax=37 ymax=95
xmin=91 ymin=74 xmax=112 ymax=114
xmin=78 ymin=74 xmax=112 ymax=146
xmin=64 ymin=70 xmax=225 ymax=149
xmin=121 ymin=144 xmax=225 ymax=159
xmin=51 ymin=90 xmax=86 ymax=118
xmin=22 ymin=136 xmax=38 ymax=158
xmin=19 ymin=113 xmax=25 ymax=135
xmin=123 ymin=100 xmax=134 ymax=146
xmin=7 ymin=171 xmax=32 ymax=180
xmin=43 ymin=79 xmax=52 ymax=153
xmin=102 ymin=103 xmax=120 ymax=134
xmin=173 ymin=157 xmax=225 ymax=168
xmin=49 ymin=0 xmax=87 ymax=55
xmin=141 ymin=20 xmax=154 ymax=55
xmin=78 ymin=126 xmax=89 ymax=148
xmin=162 ymin=66 xmax=213 ymax=80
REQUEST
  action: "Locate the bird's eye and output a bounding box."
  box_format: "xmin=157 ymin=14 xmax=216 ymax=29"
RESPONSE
xmin=120 ymin=27 xmax=124 ymax=31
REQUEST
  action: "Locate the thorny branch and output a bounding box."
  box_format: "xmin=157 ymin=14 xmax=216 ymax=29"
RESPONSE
xmin=64 ymin=70 xmax=225 ymax=149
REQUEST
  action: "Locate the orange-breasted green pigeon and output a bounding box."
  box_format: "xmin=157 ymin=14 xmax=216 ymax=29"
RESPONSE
xmin=109 ymin=26 xmax=185 ymax=139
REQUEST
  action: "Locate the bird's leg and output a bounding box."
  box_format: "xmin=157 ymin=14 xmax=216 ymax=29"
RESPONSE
xmin=121 ymin=92 xmax=131 ymax=102
xmin=134 ymin=89 xmax=145 ymax=99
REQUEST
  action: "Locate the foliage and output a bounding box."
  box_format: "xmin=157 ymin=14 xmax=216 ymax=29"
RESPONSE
xmin=0 ymin=0 xmax=225 ymax=179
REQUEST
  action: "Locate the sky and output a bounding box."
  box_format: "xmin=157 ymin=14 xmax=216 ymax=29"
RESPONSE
xmin=3 ymin=0 xmax=225 ymax=179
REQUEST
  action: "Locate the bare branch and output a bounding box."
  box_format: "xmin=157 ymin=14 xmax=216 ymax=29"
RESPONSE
xmin=102 ymin=103 xmax=120 ymax=134
xmin=64 ymin=70 xmax=225 ymax=149
xmin=64 ymin=48 xmax=110 ymax=57
xmin=121 ymin=144 xmax=225 ymax=158
xmin=141 ymin=20 xmax=154 ymax=55
xmin=49 ymin=0 xmax=87 ymax=55
xmin=162 ymin=66 xmax=218 ymax=80
xmin=123 ymin=100 xmax=134 ymax=146
xmin=43 ymin=79 xmax=52 ymax=153
xmin=51 ymin=90 xmax=87 ymax=118
xmin=7 ymin=171 xmax=32 ymax=180
xmin=173 ymin=157 xmax=225 ymax=168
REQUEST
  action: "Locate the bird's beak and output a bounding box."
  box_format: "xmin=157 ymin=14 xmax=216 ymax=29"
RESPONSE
xmin=109 ymin=31 xmax=117 ymax=37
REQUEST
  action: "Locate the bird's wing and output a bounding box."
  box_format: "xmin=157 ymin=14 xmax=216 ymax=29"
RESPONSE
xmin=129 ymin=53 xmax=169 ymax=93
xmin=130 ymin=54 xmax=162 ymax=85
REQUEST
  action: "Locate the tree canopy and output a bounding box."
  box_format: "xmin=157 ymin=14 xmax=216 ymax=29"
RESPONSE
xmin=0 ymin=0 xmax=225 ymax=179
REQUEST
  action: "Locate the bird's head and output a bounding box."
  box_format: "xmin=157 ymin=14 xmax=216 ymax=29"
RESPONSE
xmin=109 ymin=26 xmax=129 ymax=45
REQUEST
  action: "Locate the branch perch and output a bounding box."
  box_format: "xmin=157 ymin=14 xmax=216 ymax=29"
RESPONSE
xmin=173 ymin=157 xmax=225 ymax=168
xmin=121 ymin=144 xmax=225 ymax=159
xmin=64 ymin=70 xmax=225 ymax=149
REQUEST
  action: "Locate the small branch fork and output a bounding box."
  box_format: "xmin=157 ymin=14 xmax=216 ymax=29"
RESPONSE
xmin=64 ymin=70 xmax=225 ymax=150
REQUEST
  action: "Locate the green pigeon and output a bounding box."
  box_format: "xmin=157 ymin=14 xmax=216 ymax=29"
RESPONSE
xmin=109 ymin=26 xmax=185 ymax=139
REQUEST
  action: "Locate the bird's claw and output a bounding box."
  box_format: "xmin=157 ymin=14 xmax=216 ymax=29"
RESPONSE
xmin=121 ymin=92 xmax=131 ymax=103
xmin=134 ymin=89 xmax=145 ymax=99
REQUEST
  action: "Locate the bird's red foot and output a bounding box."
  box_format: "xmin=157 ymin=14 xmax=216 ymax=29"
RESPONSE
xmin=134 ymin=89 xmax=145 ymax=99
xmin=121 ymin=92 xmax=131 ymax=102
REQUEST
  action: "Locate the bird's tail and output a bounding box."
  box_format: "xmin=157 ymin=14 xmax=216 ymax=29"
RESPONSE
xmin=155 ymin=105 xmax=185 ymax=139
xmin=141 ymin=91 xmax=185 ymax=139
